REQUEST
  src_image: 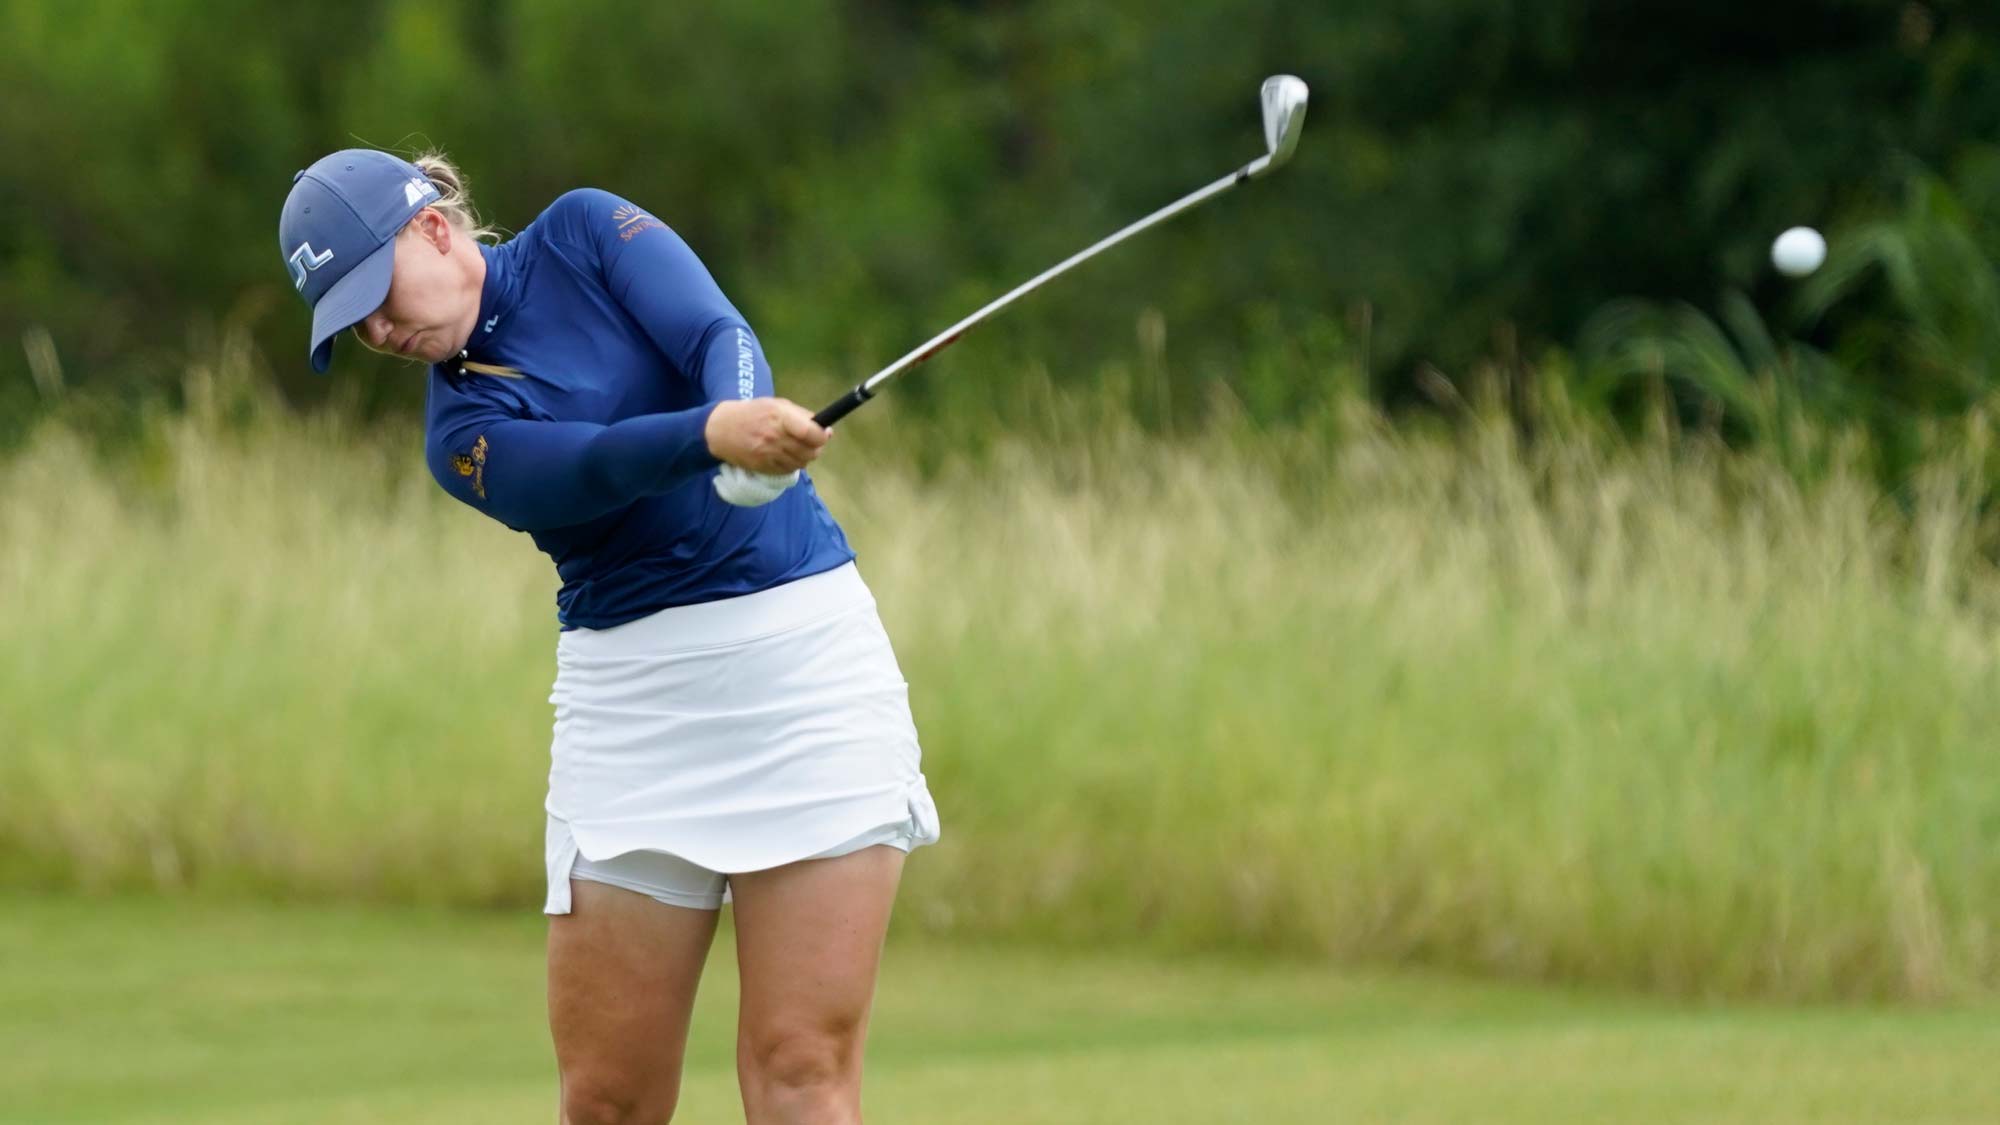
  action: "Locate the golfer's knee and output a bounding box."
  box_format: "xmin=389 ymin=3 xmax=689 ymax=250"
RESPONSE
xmin=561 ymin=1073 xmax=675 ymax=1125
xmin=744 ymin=1021 xmax=861 ymax=1095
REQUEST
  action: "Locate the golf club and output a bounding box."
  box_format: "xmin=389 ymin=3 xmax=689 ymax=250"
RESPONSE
xmin=811 ymin=73 xmax=1309 ymax=428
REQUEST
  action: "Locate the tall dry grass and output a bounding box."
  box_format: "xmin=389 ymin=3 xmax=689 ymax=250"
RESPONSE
xmin=4 ymin=359 xmax=1998 ymax=1000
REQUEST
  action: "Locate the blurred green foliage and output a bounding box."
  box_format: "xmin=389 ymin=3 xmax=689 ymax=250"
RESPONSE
xmin=2 ymin=1 xmax=1998 ymax=442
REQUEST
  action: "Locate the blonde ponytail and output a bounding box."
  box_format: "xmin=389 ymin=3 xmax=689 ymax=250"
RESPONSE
xmin=410 ymin=151 xmax=502 ymax=244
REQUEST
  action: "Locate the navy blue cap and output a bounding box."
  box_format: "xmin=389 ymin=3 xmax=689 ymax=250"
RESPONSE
xmin=278 ymin=150 xmax=442 ymax=372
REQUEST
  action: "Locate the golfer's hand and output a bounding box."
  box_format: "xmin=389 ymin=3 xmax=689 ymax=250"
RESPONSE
xmin=705 ymin=398 xmax=832 ymax=473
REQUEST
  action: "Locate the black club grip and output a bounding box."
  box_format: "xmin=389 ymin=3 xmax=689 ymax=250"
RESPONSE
xmin=813 ymin=385 xmax=874 ymax=428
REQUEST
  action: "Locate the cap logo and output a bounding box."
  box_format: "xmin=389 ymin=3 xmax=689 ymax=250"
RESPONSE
xmin=287 ymin=242 xmax=334 ymax=290
xmin=404 ymin=177 xmax=438 ymax=207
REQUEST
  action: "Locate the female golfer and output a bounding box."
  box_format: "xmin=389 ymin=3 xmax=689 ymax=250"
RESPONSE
xmin=278 ymin=148 xmax=940 ymax=1125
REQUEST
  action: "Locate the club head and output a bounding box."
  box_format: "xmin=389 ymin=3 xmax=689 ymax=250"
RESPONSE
xmin=1259 ymin=75 xmax=1309 ymax=171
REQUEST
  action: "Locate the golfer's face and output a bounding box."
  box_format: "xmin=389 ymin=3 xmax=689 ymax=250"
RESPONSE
xmin=353 ymin=223 xmax=464 ymax=364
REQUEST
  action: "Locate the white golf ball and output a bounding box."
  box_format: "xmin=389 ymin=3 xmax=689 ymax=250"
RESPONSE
xmin=1772 ymin=226 xmax=1826 ymax=278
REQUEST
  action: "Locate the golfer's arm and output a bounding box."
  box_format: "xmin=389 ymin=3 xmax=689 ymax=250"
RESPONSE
xmin=430 ymin=408 xmax=722 ymax=531
xmin=586 ymin=189 xmax=776 ymax=403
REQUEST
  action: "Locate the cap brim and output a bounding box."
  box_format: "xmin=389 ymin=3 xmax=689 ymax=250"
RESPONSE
xmin=307 ymin=239 xmax=398 ymax=373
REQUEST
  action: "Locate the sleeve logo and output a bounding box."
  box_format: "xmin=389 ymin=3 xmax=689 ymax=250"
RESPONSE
xmin=735 ymin=327 xmax=755 ymax=399
xmin=450 ymin=434 xmax=489 ymax=500
xmin=611 ymin=203 xmax=666 ymax=243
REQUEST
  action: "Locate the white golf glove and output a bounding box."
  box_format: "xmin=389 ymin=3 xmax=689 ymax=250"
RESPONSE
xmin=713 ymin=464 xmax=800 ymax=507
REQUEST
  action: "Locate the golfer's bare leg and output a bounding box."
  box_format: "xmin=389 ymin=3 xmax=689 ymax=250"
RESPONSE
xmin=549 ymin=880 xmax=720 ymax=1125
xmin=730 ymin=845 xmax=905 ymax=1125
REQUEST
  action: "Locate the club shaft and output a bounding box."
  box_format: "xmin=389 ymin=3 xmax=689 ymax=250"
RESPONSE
xmin=813 ymin=155 xmax=1269 ymax=427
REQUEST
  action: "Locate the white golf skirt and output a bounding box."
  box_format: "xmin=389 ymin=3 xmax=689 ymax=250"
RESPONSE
xmin=542 ymin=561 xmax=941 ymax=914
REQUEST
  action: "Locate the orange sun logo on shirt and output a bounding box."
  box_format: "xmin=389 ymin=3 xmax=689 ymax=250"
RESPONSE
xmin=611 ymin=203 xmax=665 ymax=243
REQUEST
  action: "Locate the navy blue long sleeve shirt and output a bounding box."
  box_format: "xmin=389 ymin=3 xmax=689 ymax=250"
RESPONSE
xmin=424 ymin=188 xmax=853 ymax=629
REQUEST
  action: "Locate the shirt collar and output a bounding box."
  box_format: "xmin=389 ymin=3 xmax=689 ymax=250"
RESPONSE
xmin=467 ymin=240 xmax=523 ymax=357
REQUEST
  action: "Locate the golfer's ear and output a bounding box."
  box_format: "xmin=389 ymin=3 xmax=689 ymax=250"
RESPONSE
xmin=418 ymin=209 xmax=451 ymax=252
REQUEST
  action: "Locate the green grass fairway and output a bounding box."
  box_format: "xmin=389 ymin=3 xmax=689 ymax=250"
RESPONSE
xmin=3 ymin=895 xmax=1996 ymax=1124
